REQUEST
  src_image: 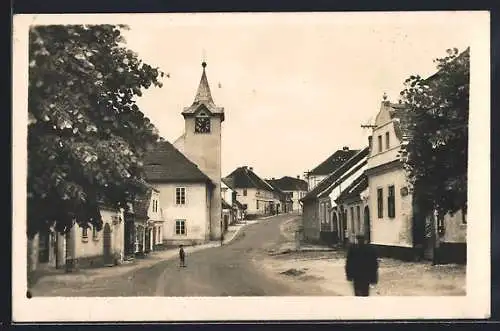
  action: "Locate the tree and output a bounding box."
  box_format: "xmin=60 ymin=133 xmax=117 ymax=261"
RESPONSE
xmin=400 ymin=47 xmax=469 ymax=220
xmin=28 ymin=24 xmax=165 ymax=238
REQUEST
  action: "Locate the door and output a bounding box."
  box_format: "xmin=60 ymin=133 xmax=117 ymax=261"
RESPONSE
xmin=364 ymin=206 xmax=371 ymax=243
xmin=38 ymin=231 xmax=50 ymax=263
xmin=224 ymin=214 xmax=229 ymax=231
xmin=103 ymin=223 xmax=113 ymax=265
xmin=152 ymin=226 xmax=157 ymax=249
xmin=145 ymin=228 xmax=151 ymax=253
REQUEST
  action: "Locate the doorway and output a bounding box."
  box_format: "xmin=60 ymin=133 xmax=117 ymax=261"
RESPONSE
xmin=103 ymin=223 xmax=113 ymax=265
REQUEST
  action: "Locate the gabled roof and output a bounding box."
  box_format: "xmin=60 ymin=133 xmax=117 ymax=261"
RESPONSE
xmin=221 ymin=178 xmax=234 ymax=190
xmin=266 ymin=176 xmax=308 ymax=191
xmin=143 ymin=141 xmax=213 ymax=185
xmin=182 ymin=62 xmax=224 ymax=121
xmin=222 ymin=198 xmax=232 ymax=209
xmin=301 ymin=147 xmax=369 ymax=202
xmin=335 ymin=173 xmax=368 ymax=204
xmin=133 ymin=187 xmax=153 ymax=219
xmin=224 ymin=167 xmax=275 ymax=192
xmin=234 ymin=199 xmax=246 ymax=210
xmin=309 ymin=148 xmax=360 ymax=176
xmin=387 ymin=102 xmax=411 ymax=141
xmin=264 ymin=180 xmax=287 ymax=199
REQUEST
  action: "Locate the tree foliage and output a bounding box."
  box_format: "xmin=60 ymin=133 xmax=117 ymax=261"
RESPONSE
xmin=400 ymin=47 xmax=469 ymax=220
xmin=28 ymin=24 xmax=164 ymax=237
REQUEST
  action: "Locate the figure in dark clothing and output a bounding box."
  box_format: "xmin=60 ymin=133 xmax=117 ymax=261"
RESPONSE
xmin=345 ymin=235 xmax=379 ymax=296
xmin=179 ymin=245 xmax=186 ymax=267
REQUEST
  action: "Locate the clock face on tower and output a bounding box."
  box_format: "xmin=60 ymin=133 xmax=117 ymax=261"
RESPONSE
xmin=195 ymin=117 xmax=211 ymax=133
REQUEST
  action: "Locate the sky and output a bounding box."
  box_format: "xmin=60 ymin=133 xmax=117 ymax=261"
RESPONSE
xmin=117 ymin=12 xmax=474 ymax=179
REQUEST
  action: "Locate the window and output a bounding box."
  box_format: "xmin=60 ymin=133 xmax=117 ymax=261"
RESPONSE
xmin=157 ymin=227 xmax=161 ymax=243
xmin=350 ymin=207 xmax=355 ymax=233
xmin=256 ymin=200 xmax=260 ymax=210
xmin=243 ymin=204 xmax=248 ymax=210
xmin=388 ymin=185 xmax=395 ymax=218
xmin=175 ymin=219 xmax=186 ymax=235
xmin=82 ymin=226 xmax=88 ymax=239
xmin=152 ymin=200 xmax=156 ymax=212
xmin=378 ymin=135 xmax=382 ymax=152
xmin=377 ymin=188 xmax=383 ymax=218
xmin=92 ymin=225 xmax=98 ymax=240
xmin=356 ymin=205 xmax=361 ymax=232
xmin=243 ymin=189 xmax=247 ymax=196
xmin=385 ymin=132 xmax=390 ymax=149
xmin=462 ymin=210 xmax=467 ymax=224
xmin=175 ymin=187 xmax=186 ymax=205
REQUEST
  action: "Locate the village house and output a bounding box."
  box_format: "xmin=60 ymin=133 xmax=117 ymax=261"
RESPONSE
xmin=144 ymin=140 xmax=215 ymax=246
xmin=224 ymin=166 xmax=280 ymax=218
xmin=124 ymin=186 xmax=165 ymax=259
xmin=266 ymin=176 xmax=308 ymax=213
xmin=335 ymin=173 xmax=370 ymax=243
xmin=305 ymin=147 xmax=359 ymax=191
xmin=221 ymin=179 xmax=246 ymax=225
xmin=144 ymin=61 xmax=225 ymax=245
xmin=28 ymin=204 xmax=126 ymax=273
xmin=265 ymin=180 xmax=292 ymax=214
xmin=365 ymin=95 xmax=466 ymax=263
xmin=300 ymin=147 xmax=369 ymax=245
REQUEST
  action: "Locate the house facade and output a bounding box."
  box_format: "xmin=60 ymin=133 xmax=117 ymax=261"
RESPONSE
xmin=365 ymin=99 xmax=416 ymax=261
xmin=335 ymin=174 xmax=370 ymax=244
xmin=126 ymin=187 xmax=165 ymax=258
xmin=266 ymin=176 xmax=308 ymax=213
xmin=306 ymin=147 xmax=359 ymax=191
xmin=144 ymin=140 xmax=215 ymax=246
xmin=224 ymin=166 xmax=280 ymax=218
xmin=365 ymin=97 xmax=466 ymax=263
xmin=29 ymin=205 xmax=126 ymax=273
xmin=301 ymin=147 xmax=368 ymax=245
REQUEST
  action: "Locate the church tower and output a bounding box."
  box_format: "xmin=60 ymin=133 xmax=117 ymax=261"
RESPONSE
xmin=180 ymin=61 xmax=224 ymax=240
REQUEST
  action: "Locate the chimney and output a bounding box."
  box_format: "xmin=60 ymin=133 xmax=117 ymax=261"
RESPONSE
xmin=272 ymin=177 xmax=275 ymax=180
xmin=297 ymin=175 xmax=300 ymax=179
xmin=249 ymin=167 xmax=253 ymax=171
xmin=343 ymin=146 xmax=349 ymax=151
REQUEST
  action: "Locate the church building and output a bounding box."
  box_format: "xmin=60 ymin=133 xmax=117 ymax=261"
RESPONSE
xmin=144 ymin=62 xmax=225 ymax=245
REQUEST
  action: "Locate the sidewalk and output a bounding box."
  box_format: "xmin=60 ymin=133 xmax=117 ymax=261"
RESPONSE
xmin=258 ymin=252 xmax=466 ymax=296
xmin=258 ymin=215 xmax=466 ymax=296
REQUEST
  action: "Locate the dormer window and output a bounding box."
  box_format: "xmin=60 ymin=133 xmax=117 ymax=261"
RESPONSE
xmin=195 ymin=115 xmax=211 ymax=133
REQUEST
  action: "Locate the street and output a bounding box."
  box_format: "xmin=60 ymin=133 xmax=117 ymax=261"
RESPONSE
xmin=31 ymin=212 xmax=465 ymax=297
xmin=31 ymin=214 xmax=335 ymax=297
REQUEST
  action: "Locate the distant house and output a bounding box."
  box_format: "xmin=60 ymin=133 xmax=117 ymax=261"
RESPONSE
xmin=300 ymin=147 xmax=369 ymax=245
xmin=29 ymin=204 xmax=126 ymax=273
xmin=233 ymin=199 xmax=246 ymax=221
xmin=224 ymin=166 xmax=280 ymax=218
xmin=335 ymin=173 xmax=370 ymax=243
xmin=265 ymin=180 xmax=292 ymax=214
xmin=306 ymin=147 xmax=359 ymax=191
xmin=366 ymin=95 xmax=466 ymax=264
xmin=221 ymin=179 xmax=235 ymax=226
xmin=266 ymin=176 xmax=308 ymax=213
xmin=144 ymin=140 xmax=215 ymax=246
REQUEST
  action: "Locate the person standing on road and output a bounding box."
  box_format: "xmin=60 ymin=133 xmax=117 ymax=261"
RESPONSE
xmin=345 ymin=234 xmax=379 ymax=296
xmin=179 ymin=245 xmax=186 ymax=267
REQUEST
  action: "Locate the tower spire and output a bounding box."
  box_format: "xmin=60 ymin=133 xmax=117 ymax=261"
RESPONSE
xmin=193 ymin=61 xmax=214 ymax=105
